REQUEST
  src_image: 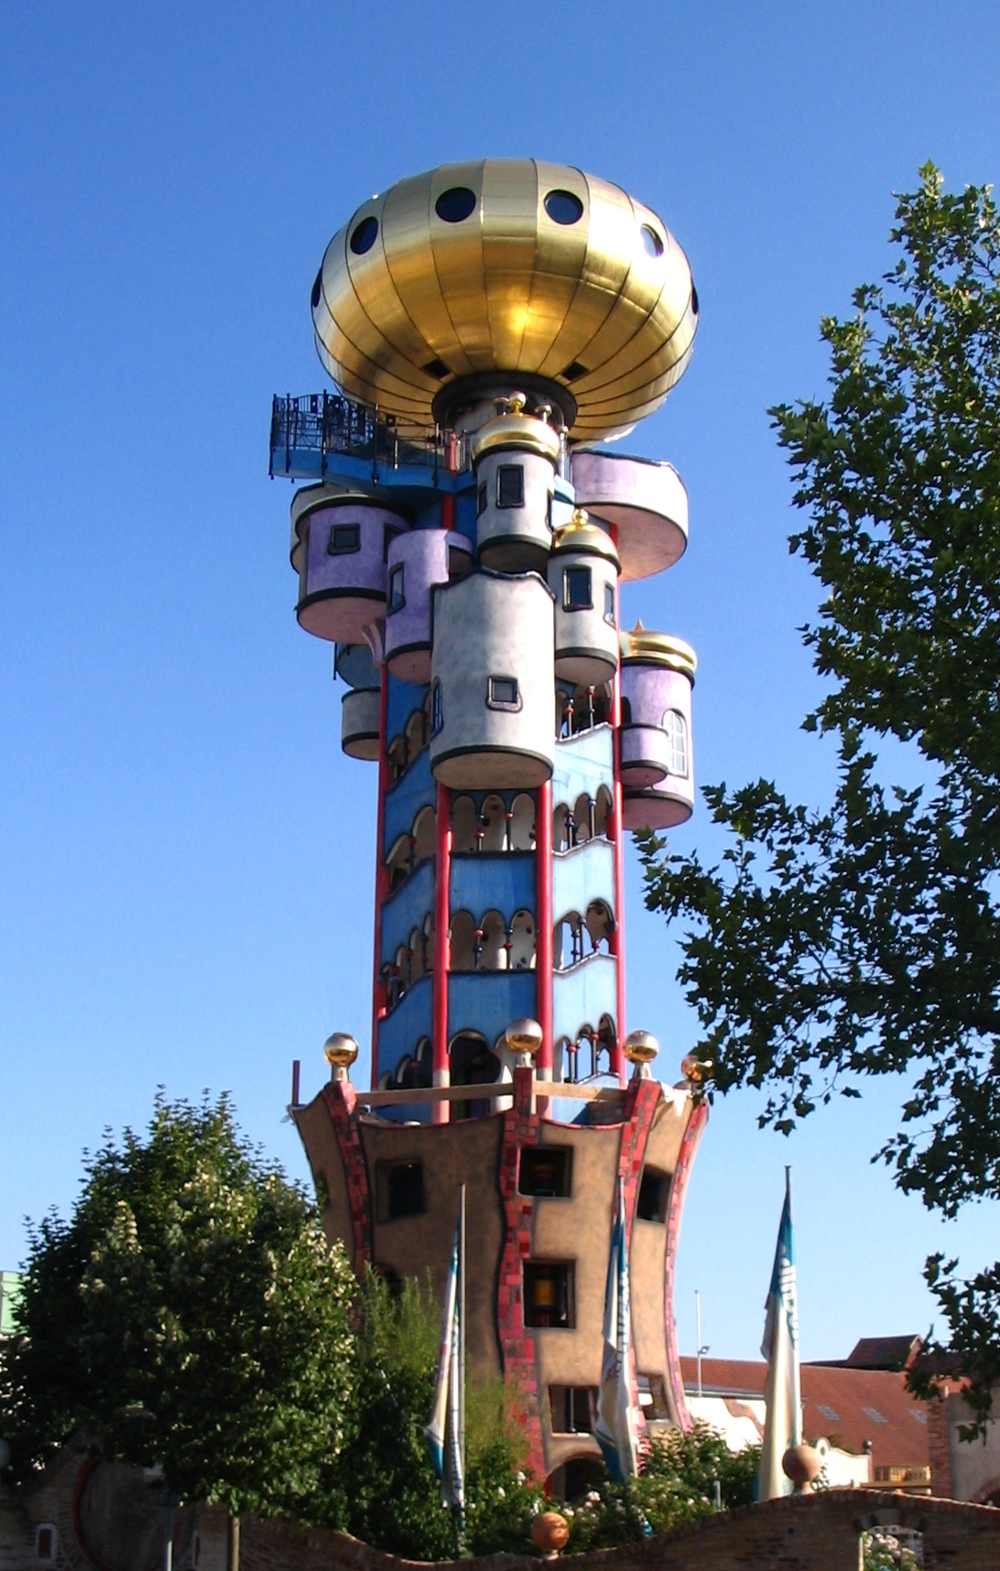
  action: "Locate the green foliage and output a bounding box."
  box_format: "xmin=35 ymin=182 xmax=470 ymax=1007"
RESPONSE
xmin=636 ymin=165 xmax=1000 ymax=1424
xmin=862 ymin=1527 xmax=921 ymax=1569
xmin=0 ymin=1092 xmax=356 ymax=1518
xmin=562 ymin=1426 xmax=756 ymax=1551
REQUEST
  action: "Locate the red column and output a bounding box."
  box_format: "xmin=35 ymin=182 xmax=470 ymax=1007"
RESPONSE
xmin=371 ymin=663 xmax=390 ymax=1089
xmin=432 ymin=780 xmax=452 ymax=1123
xmin=609 ymin=542 xmax=626 ymax=1082
xmin=535 ymin=778 xmax=554 ymax=1087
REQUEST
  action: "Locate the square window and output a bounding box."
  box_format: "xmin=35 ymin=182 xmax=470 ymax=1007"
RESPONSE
xmin=496 ymin=464 xmax=524 ymax=508
xmin=477 ymin=483 xmax=487 ymax=516
xmin=328 ymin=522 xmax=360 ymax=555
xmin=519 ymin=1146 xmax=572 ymax=1197
xmin=524 ymin=1262 xmax=573 ymax=1328
xmin=563 ymin=566 xmax=592 ymax=611
xmin=388 ymin=564 xmax=405 ymax=613
xmin=637 ymin=1167 xmax=668 ymax=1222
xmin=487 ymin=676 xmax=520 ymax=711
xmin=377 ymin=1161 xmax=425 ymax=1222
xmin=550 ymin=1385 xmax=597 ymax=1434
xmin=604 ymin=582 xmax=616 ymax=625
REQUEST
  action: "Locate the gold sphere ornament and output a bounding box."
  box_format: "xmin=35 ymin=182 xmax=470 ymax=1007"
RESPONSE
xmin=531 ymin=1511 xmax=570 ymax=1557
xmin=311 ymin=159 xmax=698 ymax=443
xmin=623 ymin=1029 xmax=659 ymax=1070
xmin=505 ymin=1018 xmax=544 ymax=1060
xmin=323 ymin=1032 xmax=359 ymax=1070
xmin=680 ymin=1052 xmax=712 ymax=1085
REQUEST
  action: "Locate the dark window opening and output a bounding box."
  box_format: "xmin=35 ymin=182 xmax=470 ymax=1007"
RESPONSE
xmin=637 ymin=1166 xmax=668 ymax=1223
xmin=423 ymin=357 xmax=451 ymax=378
xmin=388 ymin=564 xmax=405 ymax=613
xmin=559 ymin=1457 xmax=606 ymax=1501
xmin=36 ymin=1527 xmax=55 ymax=1562
xmin=640 ymin=224 xmax=664 ymax=258
xmin=350 ymin=216 xmax=379 ymax=255
xmin=519 ymin=1146 xmax=572 ymax=1197
xmin=620 ymin=695 xmax=632 ymax=726
xmin=545 ymin=189 xmax=584 ymax=226
xmin=328 ymin=523 xmax=360 ymax=555
xmin=488 ymin=675 xmax=520 ymax=710
xmin=604 ymin=582 xmax=616 ymax=625
xmin=560 ymin=360 xmax=588 ymax=382
xmin=311 ymin=269 xmax=323 ymax=310
xmin=435 ymin=186 xmax=477 ymax=223
xmin=550 ymin=1386 xmax=597 ymax=1434
xmin=431 ymin=680 xmax=443 ymax=737
xmin=477 ymin=483 xmax=487 ymax=515
xmin=496 ymin=464 xmax=524 ymax=509
xmin=524 ymin=1263 xmax=573 ymax=1328
xmin=378 ymin=1161 xmax=425 ymax=1222
xmin=564 ymin=566 xmax=592 ymax=611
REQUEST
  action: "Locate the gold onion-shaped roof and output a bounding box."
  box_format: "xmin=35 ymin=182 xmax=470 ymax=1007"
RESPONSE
xmin=312 ymin=159 xmax=698 ymax=442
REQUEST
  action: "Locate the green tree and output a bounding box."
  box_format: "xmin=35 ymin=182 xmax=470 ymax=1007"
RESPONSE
xmin=0 ymin=1092 xmax=356 ymax=1518
xmin=637 ymin=166 xmax=1000 ymax=1422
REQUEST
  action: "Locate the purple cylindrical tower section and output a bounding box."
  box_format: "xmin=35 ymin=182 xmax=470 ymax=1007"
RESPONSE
xmin=619 ymin=632 xmax=695 ymax=830
xmin=294 ymin=497 xmax=407 ymax=643
xmin=384 ymin=529 xmax=474 ymax=684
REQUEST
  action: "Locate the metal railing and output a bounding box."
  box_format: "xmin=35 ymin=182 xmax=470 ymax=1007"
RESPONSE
xmin=270 ymin=392 xmax=469 ymax=477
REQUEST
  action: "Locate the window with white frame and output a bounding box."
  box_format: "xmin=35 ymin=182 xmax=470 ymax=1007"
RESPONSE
xmin=663 ymin=710 xmax=688 ymax=776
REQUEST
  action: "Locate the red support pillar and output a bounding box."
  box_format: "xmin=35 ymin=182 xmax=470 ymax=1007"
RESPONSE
xmin=609 ymin=539 xmax=626 ymax=1082
xmin=371 ymin=663 xmax=390 ymax=1089
xmin=535 ymin=778 xmax=554 ymax=1088
xmin=432 ymin=780 xmax=452 ymax=1123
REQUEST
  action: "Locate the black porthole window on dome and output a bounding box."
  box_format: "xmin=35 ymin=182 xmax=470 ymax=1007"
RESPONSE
xmin=350 ymin=216 xmax=379 ymax=255
xmin=691 ymin=284 xmax=700 ymax=317
xmin=544 ymin=189 xmax=584 ymax=226
xmin=310 ymin=269 xmax=323 ymax=310
xmin=435 ymin=186 xmax=477 ymax=223
xmin=640 ymin=224 xmax=664 ymax=258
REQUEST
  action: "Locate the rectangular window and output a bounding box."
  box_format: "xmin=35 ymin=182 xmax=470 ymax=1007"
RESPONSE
xmin=36 ymin=1526 xmax=56 ymax=1563
xmin=487 ymin=675 xmax=520 ymax=711
xmin=604 ymin=582 xmax=616 ymax=625
xmin=431 ymin=680 xmax=443 ymax=737
xmin=388 ymin=564 xmax=405 ymax=613
xmin=636 ymin=1373 xmax=670 ymax=1420
xmin=550 ymin=1386 xmax=597 ymax=1434
xmin=496 ymin=464 xmax=525 ymax=508
xmin=519 ymin=1146 xmax=572 ymax=1197
xmin=637 ymin=1166 xmax=668 ymax=1222
xmin=523 ymin=1263 xmax=573 ymax=1328
xmin=563 ymin=565 xmax=592 ymax=611
xmin=377 ymin=1161 xmax=425 ymax=1222
xmin=477 ymin=483 xmax=488 ymax=516
xmin=663 ymin=711 xmax=688 ymax=777
xmin=328 ymin=522 xmax=360 ymax=555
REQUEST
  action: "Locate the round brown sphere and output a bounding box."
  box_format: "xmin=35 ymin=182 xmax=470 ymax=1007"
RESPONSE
xmin=506 ymin=1018 xmax=544 ymax=1057
xmin=323 ymin=1032 xmax=359 ymax=1069
xmin=782 ymin=1442 xmax=822 ymax=1490
xmin=623 ymin=1029 xmax=659 ymax=1066
xmin=531 ymin=1511 xmax=570 ymax=1556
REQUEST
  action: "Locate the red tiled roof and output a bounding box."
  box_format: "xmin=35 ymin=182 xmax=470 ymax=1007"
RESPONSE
xmin=679 ymin=1356 xmax=930 ymax=1469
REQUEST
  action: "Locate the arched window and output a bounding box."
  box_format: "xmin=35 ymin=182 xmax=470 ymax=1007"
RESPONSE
xmin=585 ymin=899 xmax=615 ymax=953
xmin=510 ymin=793 xmax=535 ymax=850
xmin=387 ymin=735 xmax=408 ymax=783
xmin=510 ymin=909 xmax=536 ymax=970
xmin=481 ymin=794 xmax=507 ymax=851
xmin=412 ymin=805 xmax=436 ymax=865
xmin=423 ymin=911 xmax=435 ymax=970
xmin=449 ymin=1031 xmax=500 ymax=1119
xmin=451 ymin=795 xmax=478 ymax=853
xmin=553 ymin=802 xmax=571 ymax=852
xmin=663 ymin=710 xmax=688 ymax=777
xmin=478 ymin=910 xmax=508 ymax=971
xmin=449 ymin=910 xmax=475 ymax=972
xmin=594 ymin=785 xmax=613 ymax=838
xmin=409 ymin=926 xmax=425 ymax=978
xmin=573 ymin=792 xmax=593 ymax=843
xmin=405 ymin=707 xmax=427 ymax=762
xmin=554 ymin=911 xmax=585 ymax=969
xmin=386 ymin=834 xmax=411 ymax=890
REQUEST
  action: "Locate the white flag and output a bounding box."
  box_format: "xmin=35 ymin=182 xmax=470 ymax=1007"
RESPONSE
xmin=759 ymin=1169 xmax=802 ymax=1500
xmin=595 ymin=1180 xmax=637 ymax=1482
xmin=426 ymin=1198 xmax=465 ymax=1513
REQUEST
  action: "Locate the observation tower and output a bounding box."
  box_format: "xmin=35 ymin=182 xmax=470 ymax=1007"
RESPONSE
xmin=273 ymin=160 xmax=707 ymax=1492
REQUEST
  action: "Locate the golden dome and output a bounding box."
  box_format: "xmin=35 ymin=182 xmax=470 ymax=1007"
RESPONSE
xmin=620 ymin=623 xmax=697 ymax=680
xmin=312 ymin=160 xmax=698 ymax=443
xmin=551 ymin=509 xmax=621 ymax=568
xmin=623 ymin=1029 xmax=659 ymax=1065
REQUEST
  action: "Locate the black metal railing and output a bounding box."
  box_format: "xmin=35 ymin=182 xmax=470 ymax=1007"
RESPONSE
xmin=270 ymin=392 xmax=463 ymax=477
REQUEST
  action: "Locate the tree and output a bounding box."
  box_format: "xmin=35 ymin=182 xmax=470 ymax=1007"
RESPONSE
xmin=0 ymin=1092 xmax=356 ymax=1517
xmin=637 ymin=165 xmax=1000 ymax=1417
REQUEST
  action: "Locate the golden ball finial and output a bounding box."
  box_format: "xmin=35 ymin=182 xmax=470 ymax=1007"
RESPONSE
xmin=323 ymin=1032 xmax=359 ymax=1071
xmin=505 ymin=1018 xmax=544 ymax=1061
xmin=623 ymin=1030 xmax=659 ymax=1076
xmin=680 ymin=1052 xmax=712 ymax=1085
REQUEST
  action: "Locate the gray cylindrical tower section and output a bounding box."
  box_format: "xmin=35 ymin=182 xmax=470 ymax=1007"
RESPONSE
xmin=547 ymin=514 xmax=621 ymax=687
xmin=429 ymin=570 xmax=555 ymax=790
xmin=385 ymin=529 xmax=474 ymax=684
xmin=294 ymin=496 xmax=406 ymax=643
xmin=471 ymin=402 xmax=561 ymax=573
xmin=341 ymin=687 xmax=381 ymax=761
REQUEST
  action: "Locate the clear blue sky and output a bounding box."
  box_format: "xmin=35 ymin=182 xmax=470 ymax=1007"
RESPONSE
xmin=3 ymin=0 xmax=1000 ymax=1362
